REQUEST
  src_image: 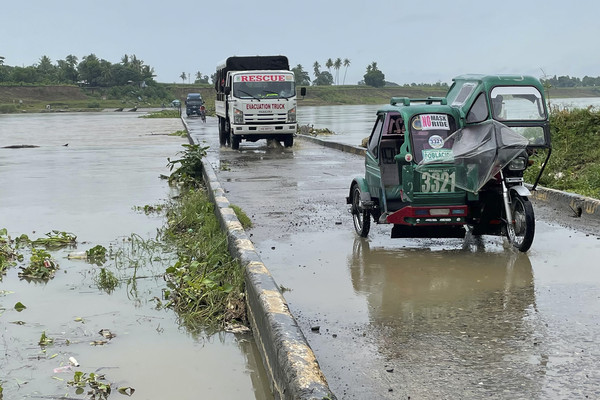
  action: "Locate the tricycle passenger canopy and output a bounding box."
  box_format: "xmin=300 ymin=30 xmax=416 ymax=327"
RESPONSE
xmin=416 ymin=120 xmax=529 ymax=193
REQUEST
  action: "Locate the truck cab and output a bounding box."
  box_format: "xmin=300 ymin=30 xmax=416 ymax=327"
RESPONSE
xmin=215 ymin=56 xmax=301 ymax=150
xmin=185 ymin=93 xmax=204 ymax=117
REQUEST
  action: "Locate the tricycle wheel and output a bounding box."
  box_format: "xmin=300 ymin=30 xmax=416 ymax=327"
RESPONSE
xmin=506 ymin=194 xmax=535 ymax=252
xmin=351 ymin=185 xmax=370 ymax=237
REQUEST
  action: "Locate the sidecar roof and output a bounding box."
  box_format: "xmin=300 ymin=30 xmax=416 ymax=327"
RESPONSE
xmin=377 ymin=98 xmax=461 ymax=122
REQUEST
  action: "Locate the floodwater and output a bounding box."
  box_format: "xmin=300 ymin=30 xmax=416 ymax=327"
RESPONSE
xmin=187 ymin=113 xmax=600 ymax=399
xmin=298 ymin=97 xmax=600 ymax=147
xmin=0 ymin=112 xmax=272 ymax=399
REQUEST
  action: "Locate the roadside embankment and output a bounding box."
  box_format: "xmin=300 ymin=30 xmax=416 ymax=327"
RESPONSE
xmin=180 ymin=119 xmax=336 ymax=400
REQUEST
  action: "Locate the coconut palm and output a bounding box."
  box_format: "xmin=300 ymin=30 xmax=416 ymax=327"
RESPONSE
xmin=334 ymin=58 xmax=342 ymax=85
xmin=313 ymin=61 xmax=321 ymax=78
xmin=343 ymin=58 xmax=351 ymax=85
xmin=325 ymin=58 xmax=333 ymax=75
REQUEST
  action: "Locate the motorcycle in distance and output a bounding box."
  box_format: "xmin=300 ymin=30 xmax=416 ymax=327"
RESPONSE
xmin=347 ymin=75 xmax=552 ymax=252
xmin=199 ymin=105 xmax=206 ymax=123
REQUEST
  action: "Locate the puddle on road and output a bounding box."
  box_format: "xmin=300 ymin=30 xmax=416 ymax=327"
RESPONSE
xmin=0 ymin=112 xmax=271 ymax=399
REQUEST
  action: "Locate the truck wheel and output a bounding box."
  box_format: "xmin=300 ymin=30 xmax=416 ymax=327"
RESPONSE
xmin=231 ymin=134 xmax=240 ymax=150
xmin=218 ymin=119 xmax=228 ymax=146
xmin=283 ymin=135 xmax=294 ymax=147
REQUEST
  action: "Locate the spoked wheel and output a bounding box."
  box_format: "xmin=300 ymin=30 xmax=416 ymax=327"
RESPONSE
xmin=351 ymin=185 xmax=370 ymax=237
xmin=506 ymin=194 xmax=535 ymax=252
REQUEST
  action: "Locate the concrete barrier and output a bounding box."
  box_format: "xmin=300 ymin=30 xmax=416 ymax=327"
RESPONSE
xmin=181 ymin=120 xmax=336 ymax=400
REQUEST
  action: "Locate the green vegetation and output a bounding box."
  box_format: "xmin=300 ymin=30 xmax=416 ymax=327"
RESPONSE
xmin=163 ymin=144 xmax=247 ymax=332
xmin=86 ymin=245 xmax=107 ymax=266
xmin=167 ymin=144 xmax=209 ymax=187
xmin=141 ymin=109 xmax=180 ymax=118
xmin=95 ymin=268 xmax=119 ymax=293
xmin=31 ymin=230 xmax=76 ymax=250
xmin=231 ymin=204 xmax=252 ymax=229
xmin=68 ymin=371 xmax=112 ymax=399
xmin=19 ymin=248 xmax=58 ymax=280
xmin=525 ymin=106 xmax=600 ymax=199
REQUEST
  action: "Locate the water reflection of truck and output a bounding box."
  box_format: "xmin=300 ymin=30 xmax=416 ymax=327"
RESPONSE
xmin=215 ymin=55 xmax=306 ymax=150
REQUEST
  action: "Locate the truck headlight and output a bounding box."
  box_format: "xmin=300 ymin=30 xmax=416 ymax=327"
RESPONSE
xmin=287 ymin=107 xmax=296 ymax=123
xmin=508 ymin=157 xmax=527 ymax=171
xmin=233 ymin=108 xmax=243 ymax=124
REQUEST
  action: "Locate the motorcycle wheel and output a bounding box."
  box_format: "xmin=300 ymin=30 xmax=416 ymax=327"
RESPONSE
xmin=506 ymin=194 xmax=535 ymax=252
xmin=351 ymin=185 xmax=370 ymax=237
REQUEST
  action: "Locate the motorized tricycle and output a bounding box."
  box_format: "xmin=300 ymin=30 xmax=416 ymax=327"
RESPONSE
xmin=347 ymin=75 xmax=552 ymax=252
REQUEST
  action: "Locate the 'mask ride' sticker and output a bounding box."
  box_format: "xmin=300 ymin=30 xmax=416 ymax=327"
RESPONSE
xmin=414 ymin=114 xmax=450 ymax=130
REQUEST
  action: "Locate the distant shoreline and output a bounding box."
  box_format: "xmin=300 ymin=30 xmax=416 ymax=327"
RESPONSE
xmin=1 ymin=84 xmax=599 ymax=112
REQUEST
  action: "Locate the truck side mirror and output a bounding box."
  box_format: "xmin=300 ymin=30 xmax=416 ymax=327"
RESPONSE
xmin=300 ymin=87 xmax=307 ymax=97
xmin=224 ymin=87 xmax=231 ymax=95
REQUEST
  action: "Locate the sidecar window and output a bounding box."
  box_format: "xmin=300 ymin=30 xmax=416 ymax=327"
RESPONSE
xmin=466 ymin=93 xmax=489 ymax=123
xmin=410 ymin=114 xmax=457 ymax=163
xmin=490 ymin=86 xmax=546 ymax=121
xmin=367 ymin=114 xmax=385 ymax=155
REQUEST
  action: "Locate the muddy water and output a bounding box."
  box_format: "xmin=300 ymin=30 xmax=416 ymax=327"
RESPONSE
xmin=0 ymin=112 xmax=271 ymax=399
xmin=187 ymin=116 xmax=600 ymax=399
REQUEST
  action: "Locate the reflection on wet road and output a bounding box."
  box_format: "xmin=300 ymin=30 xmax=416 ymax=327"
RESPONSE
xmin=188 ymin=115 xmax=600 ymax=399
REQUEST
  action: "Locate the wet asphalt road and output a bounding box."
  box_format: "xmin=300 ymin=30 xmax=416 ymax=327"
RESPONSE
xmin=187 ymin=116 xmax=600 ymax=399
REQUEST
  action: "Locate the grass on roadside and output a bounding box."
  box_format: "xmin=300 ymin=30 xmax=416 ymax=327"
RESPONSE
xmin=525 ymin=106 xmax=600 ymax=199
xmin=162 ymin=143 xmax=249 ymax=332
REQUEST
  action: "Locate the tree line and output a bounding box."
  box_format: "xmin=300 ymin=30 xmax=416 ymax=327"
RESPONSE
xmin=541 ymin=75 xmax=600 ymax=88
xmin=0 ymin=54 xmax=157 ymax=88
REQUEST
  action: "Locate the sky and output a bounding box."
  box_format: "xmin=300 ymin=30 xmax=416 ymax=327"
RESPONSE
xmin=1 ymin=0 xmax=599 ymax=86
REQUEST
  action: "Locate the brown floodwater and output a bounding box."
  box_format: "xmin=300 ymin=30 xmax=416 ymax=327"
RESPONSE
xmin=0 ymin=112 xmax=272 ymax=399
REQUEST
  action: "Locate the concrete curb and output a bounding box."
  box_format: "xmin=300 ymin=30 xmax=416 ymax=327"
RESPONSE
xmin=296 ymin=134 xmax=600 ymax=222
xmin=181 ymin=120 xmax=336 ymax=400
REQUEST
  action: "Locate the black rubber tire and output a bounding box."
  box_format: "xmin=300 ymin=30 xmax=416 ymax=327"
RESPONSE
xmin=283 ymin=135 xmax=294 ymax=147
xmin=351 ymin=185 xmax=370 ymax=237
xmin=231 ymin=133 xmax=240 ymax=150
xmin=218 ymin=118 xmax=227 ymax=146
xmin=506 ymin=194 xmax=535 ymax=252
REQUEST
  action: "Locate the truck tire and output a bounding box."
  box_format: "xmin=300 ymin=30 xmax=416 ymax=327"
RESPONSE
xmin=231 ymin=134 xmax=240 ymax=150
xmin=283 ymin=135 xmax=294 ymax=148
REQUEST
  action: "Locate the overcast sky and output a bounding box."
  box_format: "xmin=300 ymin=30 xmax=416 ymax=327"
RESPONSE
xmin=1 ymin=0 xmax=598 ymax=85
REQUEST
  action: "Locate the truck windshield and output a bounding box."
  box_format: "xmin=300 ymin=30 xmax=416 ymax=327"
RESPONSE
xmin=233 ymin=74 xmax=296 ymax=99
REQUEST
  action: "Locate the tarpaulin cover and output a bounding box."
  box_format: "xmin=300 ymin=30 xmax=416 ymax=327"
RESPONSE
xmin=416 ymin=120 xmax=529 ymax=193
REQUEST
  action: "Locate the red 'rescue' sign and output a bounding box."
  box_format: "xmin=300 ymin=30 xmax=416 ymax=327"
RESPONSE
xmin=236 ymin=74 xmax=291 ymax=82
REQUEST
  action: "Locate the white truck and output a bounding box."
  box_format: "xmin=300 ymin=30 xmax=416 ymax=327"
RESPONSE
xmin=215 ymin=55 xmax=305 ymax=150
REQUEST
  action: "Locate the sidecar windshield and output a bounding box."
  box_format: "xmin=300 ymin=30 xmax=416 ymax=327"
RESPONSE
xmin=409 ymin=113 xmax=458 ymax=164
xmin=490 ymin=86 xmax=546 ymax=121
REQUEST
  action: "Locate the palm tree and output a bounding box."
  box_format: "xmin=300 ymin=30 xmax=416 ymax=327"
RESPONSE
xmin=343 ymin=58 xmax=351 ymax=85
xmin=313 ymin=61 xmax=321 ymax=79
xmin=180 ymin=72 xmax=187 ymax=83
xmin=333 ymin=58 xmax=342 ymax=85
xmin=325 ymin=58 xmax=333 ymax=74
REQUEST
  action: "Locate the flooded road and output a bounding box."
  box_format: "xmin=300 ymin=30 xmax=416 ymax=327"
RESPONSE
xmin=0 ymin=112 xmax=271 ymax=399
xmin=188 ymin=115 xmax=600 ymax=399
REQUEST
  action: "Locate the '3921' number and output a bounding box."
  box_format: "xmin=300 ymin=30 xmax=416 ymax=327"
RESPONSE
xmin=420 ymin=170 xmax=456 ymax=193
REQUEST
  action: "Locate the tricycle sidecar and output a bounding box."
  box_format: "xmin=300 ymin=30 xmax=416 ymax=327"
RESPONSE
xmin=347 ymin=75 xmax=551 ymax=252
